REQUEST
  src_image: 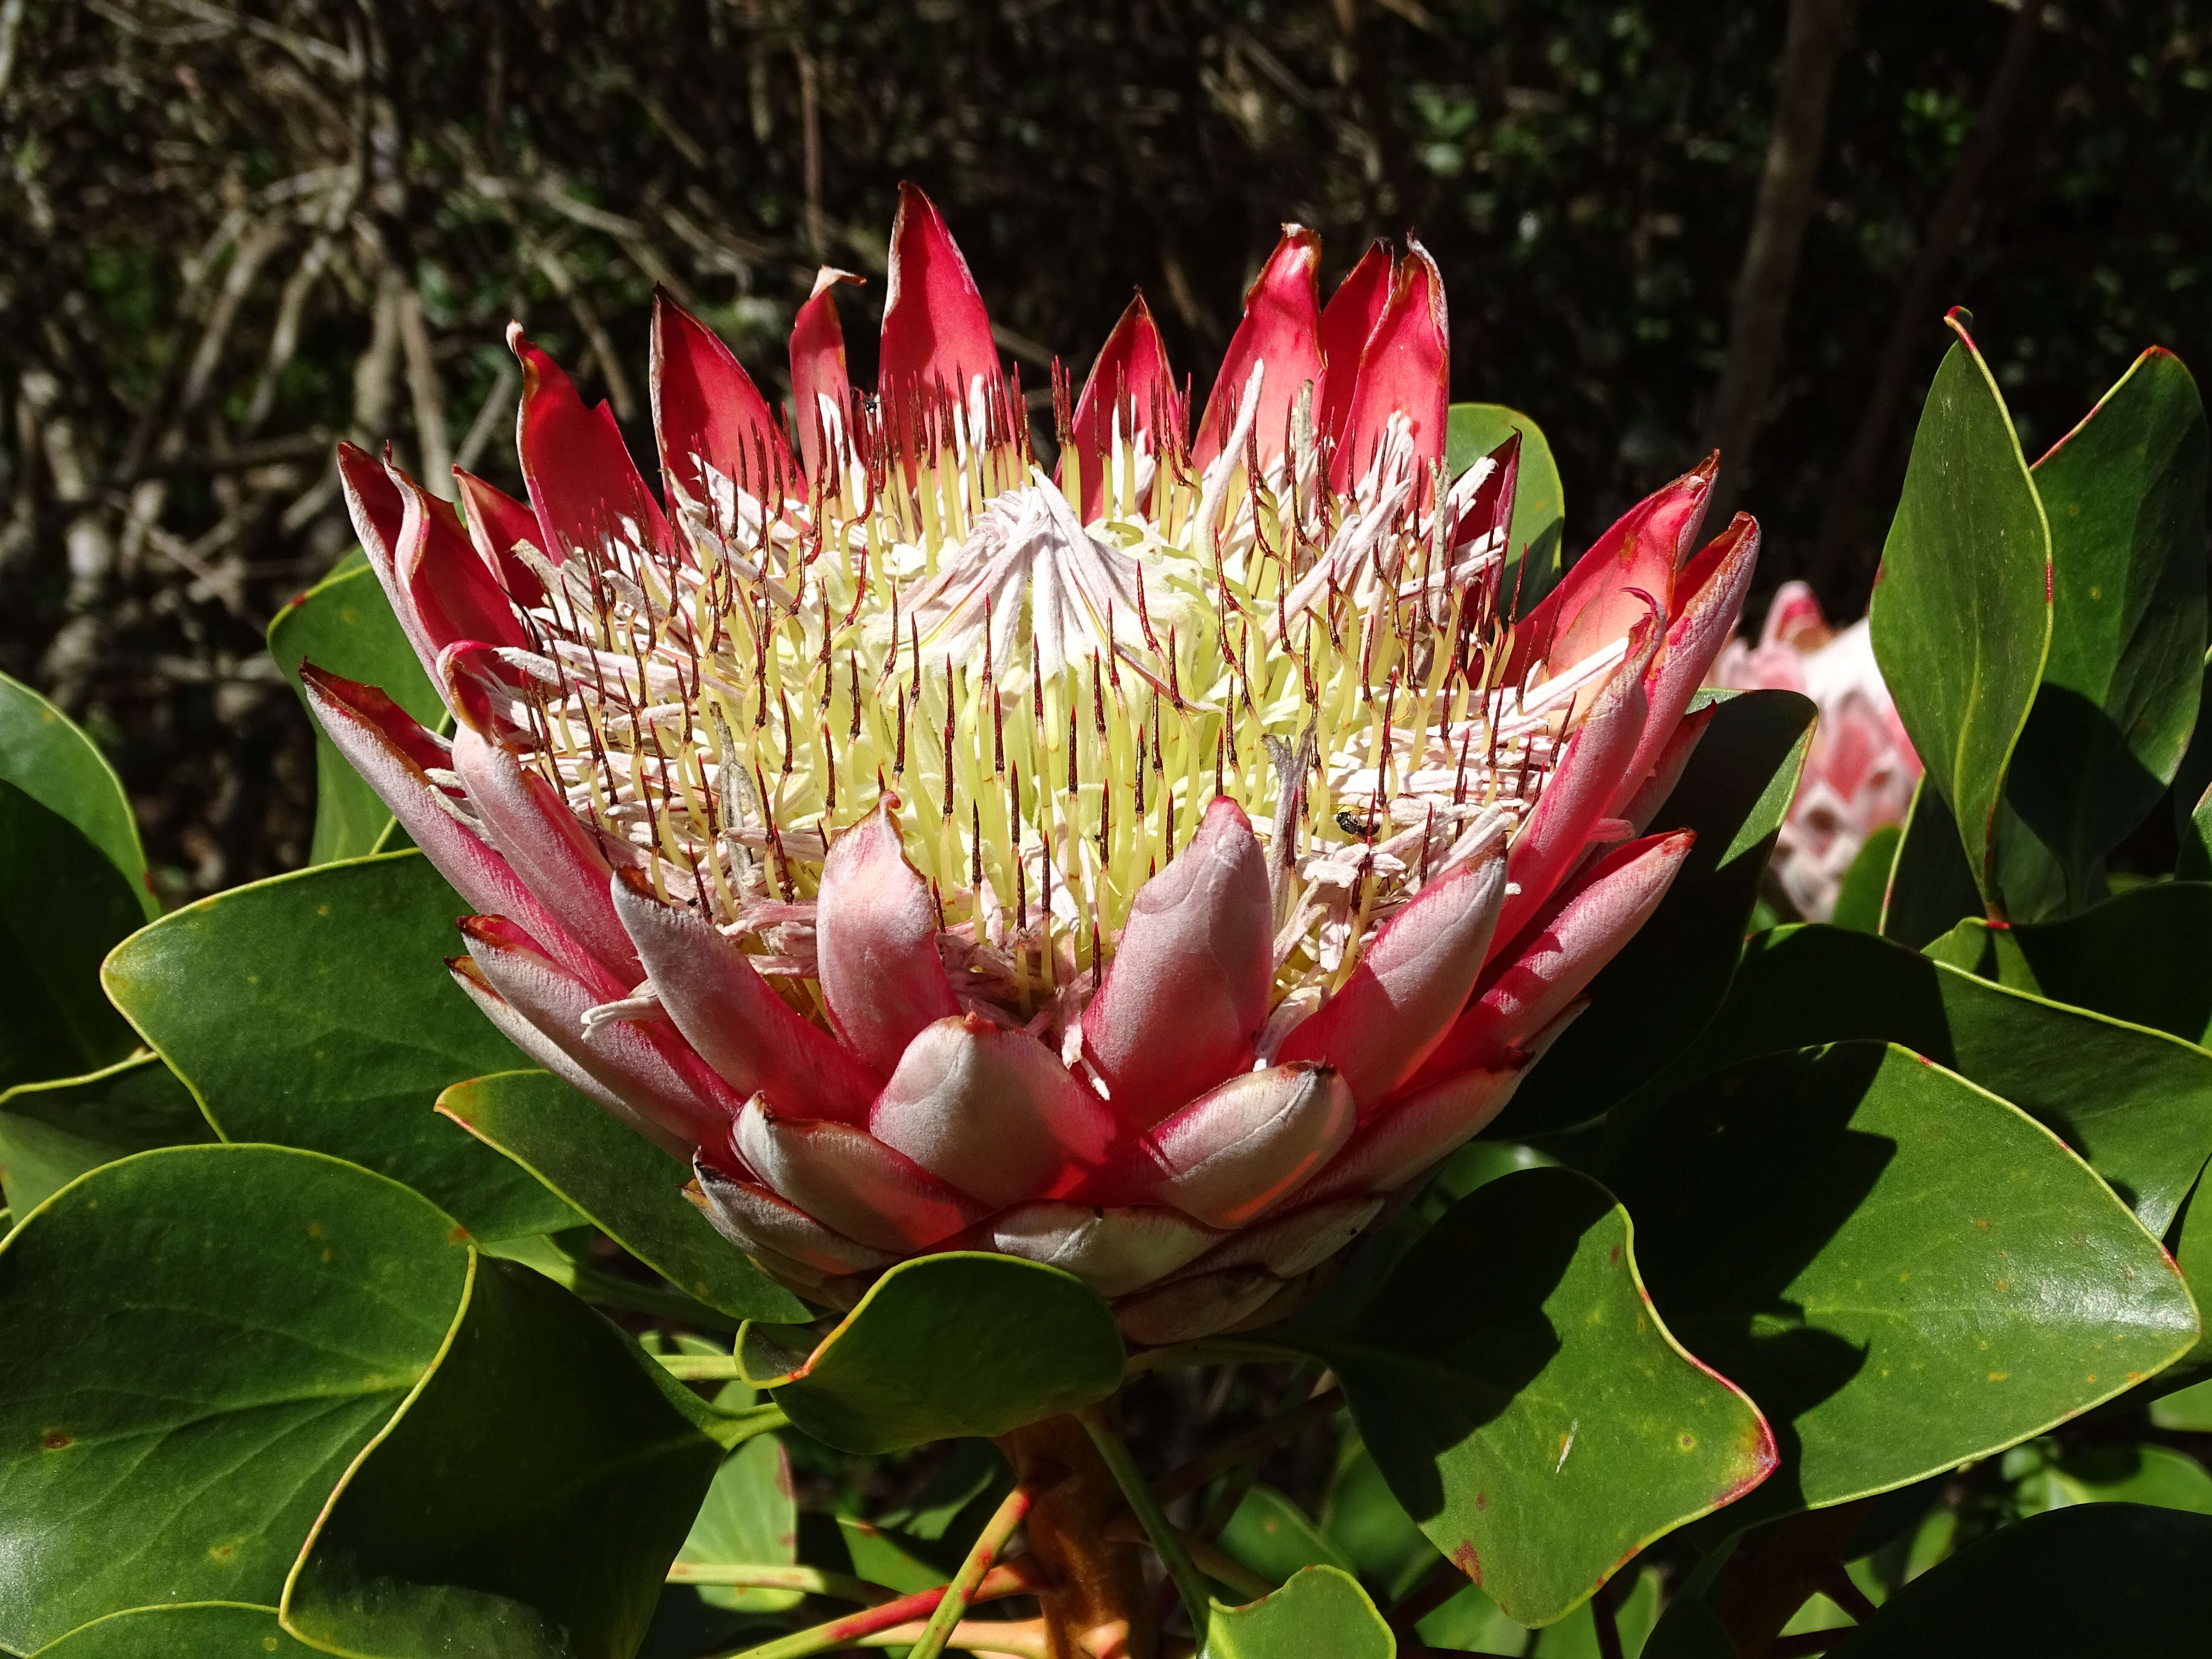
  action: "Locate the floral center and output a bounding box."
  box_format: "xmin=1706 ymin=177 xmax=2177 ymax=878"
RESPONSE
xmin=477 ymin=373 xmax=1604 ymax=1042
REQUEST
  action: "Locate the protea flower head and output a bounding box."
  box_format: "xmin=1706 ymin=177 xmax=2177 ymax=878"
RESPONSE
xmin=306 ymin=184 xmax=1759 ymax=1343
xmin=1714 ymin=581 xmax=1919 ymax=920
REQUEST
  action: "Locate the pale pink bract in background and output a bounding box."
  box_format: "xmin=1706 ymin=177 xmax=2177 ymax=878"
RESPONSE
xmin=1714 ymin=581 xmax=1922 ymax=920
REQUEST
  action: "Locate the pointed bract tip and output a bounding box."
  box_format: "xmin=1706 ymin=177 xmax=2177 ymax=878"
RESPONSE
xmin=1202 ymin=794 xmax=1254 ymax=831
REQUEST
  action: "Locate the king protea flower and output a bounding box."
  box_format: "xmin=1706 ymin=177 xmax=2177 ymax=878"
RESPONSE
xmin=1714 ymin=581 xmax=1920 ymax=921
xmin=306 ymin=185 xmax=1758 ymax=1343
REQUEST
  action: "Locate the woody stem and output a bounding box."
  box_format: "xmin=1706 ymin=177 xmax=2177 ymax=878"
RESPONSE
xmin=998 ymin=1408 xmax=1158 ymax=1659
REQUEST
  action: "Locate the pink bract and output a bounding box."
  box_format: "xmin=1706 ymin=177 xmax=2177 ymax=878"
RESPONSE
xmin=1713 ymin=581 xmax=1921 ymax=920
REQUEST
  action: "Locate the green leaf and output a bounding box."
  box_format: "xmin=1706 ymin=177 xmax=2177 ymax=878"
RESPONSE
xmin=0 ymin=1053 xmax=212 ymax=1216
xmin=268 ymin=562 xmax=443 ymax=865
xmin=102 ymin=851 xmax=583 ymax=1242
xmin=0 ymin=782 xmax=146 ymax=1094
xmin=29 ymin=1603 xmax=320 ymax=1656
xmin=2180 ymin=776 xmax=2212 ymax=883
xmin=2006 ymin=349 xmax=2209 ymax=906
xmin=1220 ymin=1484 xmax=1354 ymax=1586
xmin=1877 ymin=779 xmax=1982 ymax=949
xmin=1498 ymin=689 xmax=1815 ymax=1132
xmin=1829 ymin=825 xmax=1900 ymax=934
xmin=2173 ymin=655 xmax=2212 ymax=878
xmin=875 ymin=1437 xmax=1013 ymax=1543
xmin=1417 ymin=1575 xmax=1665 ymax=1659
xmin=2165 ymin=1170 xmax=2212 ymax=1375
xmin=436 ymin=1068 xmax=804 ymax=1322
xmin=1445 ymin=403 xmax=1566 ymax=612
xmin=1412 ymin=1584 xmax=1539 ymax=1657
xmin=829 ymin=1514 xmax=953 ymax=1594
xmin=0 ymin=670 xmax=152 ymax=915
xmin=2151 ymin=1374 xmax=2212 ymax=1431
xmin=1604 ymin=1042 xmax=2200 ymax=1519
xmin=672 ymin=1436 xmax=802 ymax=1613
xmin=1868 ymin=314 xmax=2053 ymax=906
xmin=737 ymin=1253 xmax=1123 ymax=1453
xmin=1954 ymin=882 xmax=2212 ymax=1047
xmin=1832 ymin=1503 xmax=2212 ymax=1656
xmin=2018 ymin=1440 xmax=2212 ymax=1516
xmin=1312 ymin=1167 xmax=1777 ymax=1627
xmin=280 ymin=1251 xmax=723 ymax=1659
xmin=1634 ymin=923 xmax=2212 ymax=1235
xmin=1202 ymin=1565 xmax=1396 ymax=1659
xmin=1323 ymin=1438 xmax=1438 ymax=1602
xmin=1638 ymin=1595 xmax=1739 ymax=1659
xmin=0 ymin=1144 xmax=470 ymax=1652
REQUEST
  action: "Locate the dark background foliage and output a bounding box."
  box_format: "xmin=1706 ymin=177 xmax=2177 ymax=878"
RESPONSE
xmin=2 ymin=0 xmax=2207 ymax=898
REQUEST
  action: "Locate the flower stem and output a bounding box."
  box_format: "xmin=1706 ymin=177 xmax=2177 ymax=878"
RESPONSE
xmin=658 ymin=1353 xmax=747 ymax=1380
xmin=998 ymin=1413 xmax=1152 ymax=1659
xmin=666 ymin=1562 xmax=892 ymax=1602
xmin=842 ymin=1617 xmax=1051 ymax=1657
xmin=1077 ymin=1405 xmax=1214 ymax=1642
xmin=726 ymin=1564 xmax=1040 ymax=1659
xmin=908 ymin=1480 xmax=1043 ymax=1659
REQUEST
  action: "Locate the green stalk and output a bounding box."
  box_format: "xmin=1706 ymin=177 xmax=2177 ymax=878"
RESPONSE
xmin=726 ymin=1563 xmax=1039 ymax=1659
xmin=907 ymin=1480 xmax=1038 ymax=1659
xmin=1077 ymin=1403 xmax=1215 ymax=1640
xmin=665 ymin=1562 xmax=892 ymax=1602
xmin=657 ymin=1353 xmax=746 ymax=1380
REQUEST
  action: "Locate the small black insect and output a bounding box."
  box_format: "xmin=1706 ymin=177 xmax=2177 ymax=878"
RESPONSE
xmin=1336 ymin=809 xmax=1378 ymax=838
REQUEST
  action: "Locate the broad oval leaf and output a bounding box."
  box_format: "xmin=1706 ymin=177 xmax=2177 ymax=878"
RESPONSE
xmin=1877 ymin=778 xmax=1980 ymax=949
xmin=0 ymin=670 xmax=152 ymax=914
xmin=279 ymin=1251 xmax=723 ymax=1659
xmin=1633 ymin=923 xmax=2212 ymax=1236
xmin=2173 ymin=655 xmax=2212 ymax=878
xmin=437 ymin=1068 xmax=804 ymax=1322
xmin=1832 ymin=1503 xmax=2212 ymax=1657
xmin=102 ymin=851 xmax=582 ymax=1241
xmin=0 ymin=1052 xmax=212 ymax=1217
xmin=1638 ymin=1595 xmax=1739 ymax=1659
xmin=1323 ymin=1440 xmax=1437 ymax=1601
xmin=1868 ymin=312 xmax=2052 ymax=907
xmin=30 ymin=1602 xmax=319 ymax=1656
xmin=2012 ymin=1438 xmax=2212 ymax=1517
xmin=671 ymin=1435 xmax=803 ymax=1614
xmin=2163 ymin=1170 xmax=2212 ymax=1378
xmin=0 ymin=1144 xmax=472 ymax=1653
xmin=2005 ymin=348 xmax=2209 ymax=906
xmin=1220 ymin=1484 xmax=1354 ymax=1586
xmin=1417 ymin=1571 xmax=1661 ymax=1657
xmin=1606 ymin=1042 xmax=2200 ymax=1519
xmin=1829 ymin=824 xmax=1900 ymax=935
xmin=1313 ymin=1167 xmax=1777 ymax=1627
xmin=0 ymin=783 xmax=143 ymax=1094
xmin=1498 ymin=688 xmax=1815 ymax=1133
xmin=1957 ymin=882 xmax=2212 ymax=1048
xmin=1203 ymin=1565 xmax=1396 ymax=1659
xmin=268 ymin=559 xmax=443 ymax=865
xmin=737 ymin=1253 xmax=1123 ymax=1453
xmin=1445 ymin=403 xmax=1565 ymax=611
xmin=2151 ymin=1373 xmax=2212 ymax=1431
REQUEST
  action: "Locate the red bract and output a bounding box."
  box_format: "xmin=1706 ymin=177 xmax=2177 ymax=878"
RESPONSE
xmin=310 ymin=185 xmax=1761 ymax=1342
